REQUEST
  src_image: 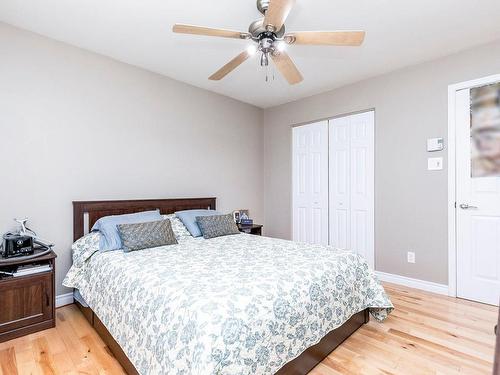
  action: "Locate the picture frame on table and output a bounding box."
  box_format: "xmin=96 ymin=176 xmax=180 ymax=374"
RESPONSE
xmin=233 ymin=209 xmax=250 ymax=223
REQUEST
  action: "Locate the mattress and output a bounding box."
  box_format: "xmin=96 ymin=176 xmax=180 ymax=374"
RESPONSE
xmin=63 ymin=233 xmax=392 ymax=374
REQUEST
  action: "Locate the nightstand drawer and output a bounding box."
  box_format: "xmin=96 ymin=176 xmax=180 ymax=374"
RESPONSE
xmin=0 ymin=272 xmax=53 ymax=335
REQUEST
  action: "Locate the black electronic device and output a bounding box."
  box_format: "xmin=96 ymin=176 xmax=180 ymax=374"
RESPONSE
xmin=0 ymin=218 xmax=54 ymax=262
xmin=2 ymin=234 xmax=34 ymax=258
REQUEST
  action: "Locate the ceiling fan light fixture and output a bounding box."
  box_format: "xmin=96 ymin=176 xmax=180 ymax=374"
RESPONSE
xmin=247 ymin=45 xmax=258 ymax=55
xmin=275 ymin=41 xmax=286 ymax=52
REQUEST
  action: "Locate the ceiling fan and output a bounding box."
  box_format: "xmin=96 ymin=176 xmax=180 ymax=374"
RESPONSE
xmin=172 ymin=0 xmax=365 ymax=85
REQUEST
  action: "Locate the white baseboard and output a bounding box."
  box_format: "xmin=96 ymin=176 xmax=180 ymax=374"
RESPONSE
xmin=56 ymin=292 xmax=74 ymax=308
xmin=376 ymin=271 xmax=449 ymax=296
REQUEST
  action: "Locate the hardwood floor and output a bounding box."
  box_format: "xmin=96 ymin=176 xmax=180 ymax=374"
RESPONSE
xmin=0 ymin=283 xmax=497 ymax=374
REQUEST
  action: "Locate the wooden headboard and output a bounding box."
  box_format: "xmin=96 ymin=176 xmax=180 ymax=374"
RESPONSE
xmin=73 ymin=197 xmax=216 ymax=241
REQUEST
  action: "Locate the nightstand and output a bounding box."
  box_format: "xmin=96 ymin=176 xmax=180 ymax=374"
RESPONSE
xmin=0 ymin=250 xmax=57 ymax=342
xmin=237 ymin=224 xmax=263 ymax=236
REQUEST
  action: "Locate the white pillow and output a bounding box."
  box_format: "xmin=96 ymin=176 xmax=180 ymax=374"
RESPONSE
xmin=72 ymin=232 xmax=101 ymax=267
xmin=162 ymin=214 xmax=191 ymax=238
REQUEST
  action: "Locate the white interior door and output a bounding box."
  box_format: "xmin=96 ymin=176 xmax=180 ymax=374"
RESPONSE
xmin=456 ymin=85 xmax=500 ymax=306
xmin=329 ymin=111 xmax=375 ymax=267
xmin=292 ymin=121 xmax=329 ymax=245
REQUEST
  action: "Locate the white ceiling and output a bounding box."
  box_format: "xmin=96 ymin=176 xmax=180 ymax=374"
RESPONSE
xmin=1 ymin=0 xmax=500 ymax=108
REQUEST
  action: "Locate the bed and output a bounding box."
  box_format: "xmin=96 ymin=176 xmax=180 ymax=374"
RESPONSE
xmin=64 ymin=198 xmax=392 ymax=375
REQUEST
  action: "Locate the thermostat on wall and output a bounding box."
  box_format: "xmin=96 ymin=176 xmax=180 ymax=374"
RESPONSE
xmin=427 ymin=138 xmax=444 ymax=152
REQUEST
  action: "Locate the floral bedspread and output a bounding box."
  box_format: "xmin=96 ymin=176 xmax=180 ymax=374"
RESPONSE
xmin=63 ymin=233 xmax=392 ymax=374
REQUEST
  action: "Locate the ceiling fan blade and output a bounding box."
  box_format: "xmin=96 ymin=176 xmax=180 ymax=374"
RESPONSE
xmin=271 ymin=51 xmax=303 ymax=85
xmin=264 ymin=0 xmax=296 ymax=32
xmin=285 ymin=31 xmax=366 ymax=46
xmin=173 ymin=24 xmax=250 ymax=39
xmin=209 ymin=50 xmax=251 ymax=81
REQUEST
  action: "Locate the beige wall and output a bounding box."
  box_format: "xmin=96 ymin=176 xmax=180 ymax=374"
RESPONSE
xmin=263 ymin=40 xmax=500 ymax=285
xmin=0 ymin=23 xmax=264 ymax=295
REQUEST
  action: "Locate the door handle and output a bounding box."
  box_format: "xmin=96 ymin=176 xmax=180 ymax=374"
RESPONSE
xmin=459 ymin=203 xmax=478 ymax=210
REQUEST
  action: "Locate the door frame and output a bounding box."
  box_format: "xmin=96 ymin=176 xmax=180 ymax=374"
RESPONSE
xmin=447 ymin=73 xmax=500 ymax=297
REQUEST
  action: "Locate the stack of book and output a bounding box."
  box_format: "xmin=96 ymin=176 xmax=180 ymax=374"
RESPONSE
xmin=0 ymin=263 xmax=52 ymax=278
xmin=14 ymin=264 xmax=51 ymax=277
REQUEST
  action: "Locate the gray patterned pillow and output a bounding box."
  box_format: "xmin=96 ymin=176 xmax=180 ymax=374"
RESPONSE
xmin=117 ymin=219 xmax=178 ymax=252
xmin=196 ymin=213 xmax=240 ymax=239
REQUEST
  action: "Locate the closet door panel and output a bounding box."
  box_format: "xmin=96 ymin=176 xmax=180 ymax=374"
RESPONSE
xmin=349 ymin=111 xmax=375 ymax=267
xmin=329 ymin=117 xmax=351 ymax=249
xmin=312 ymin=207 xmax=323 ymax=244
xmin=332 ymin=208 xmax=349 ymax=249
xmin=292 ymin=122 xmax=329 ymax=245
xmin=309 ymin=122 xmax=329 ymax=245
xmin=293 ymin=128 xmax=310 ymax=243
xmin=329 ymin=111 xmax=374 ymax=266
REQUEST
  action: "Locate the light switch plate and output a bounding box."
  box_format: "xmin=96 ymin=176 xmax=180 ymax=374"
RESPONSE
xmin=428 ymin=157 xmax=443 ymax=170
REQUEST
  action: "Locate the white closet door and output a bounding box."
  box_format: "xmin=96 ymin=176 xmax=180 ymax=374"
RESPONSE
xmin=349 ymin=111 xmax=375 ymax=267
xmin=329 ymin=116 xmax=351 ymax=249
xmin=292 ymin=121 xmax=329 ymax=245
xmin=329 ymin=111 xmax=374 ymax=267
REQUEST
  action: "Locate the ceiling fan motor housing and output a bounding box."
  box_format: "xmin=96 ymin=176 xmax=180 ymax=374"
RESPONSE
xmin=249 ymin=18 xmax=285 ymax=39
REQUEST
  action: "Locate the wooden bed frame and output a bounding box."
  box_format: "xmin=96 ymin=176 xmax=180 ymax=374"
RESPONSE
xmin=72 ymin=198 xmax=369 ymax=375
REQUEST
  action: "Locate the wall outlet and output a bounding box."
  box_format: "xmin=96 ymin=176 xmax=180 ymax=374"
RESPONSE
xmin=407 ymin=251 xmax=416 ymax=264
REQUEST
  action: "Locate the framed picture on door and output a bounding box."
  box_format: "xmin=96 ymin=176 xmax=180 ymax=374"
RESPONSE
xmin=470 ymin=82 xmax=500 ymax=177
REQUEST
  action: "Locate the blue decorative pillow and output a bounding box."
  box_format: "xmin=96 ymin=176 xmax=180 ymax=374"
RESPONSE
xmin=175 ymin=209 xmax=220 ymax=237
xmin=91 ymin=210 xmax=162 ymax=251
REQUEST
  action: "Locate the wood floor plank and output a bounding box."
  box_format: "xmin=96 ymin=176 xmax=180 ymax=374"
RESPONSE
xmin=383 ymin=283 xmax=498 ymax=312
xmin=389 ymin=307 xmax=494 ymax=345
xmin=0 ymin=347 xmax=18 ymax=375
xmin=11 ymin=337 xmax=39 ymax=375
xmin=80 ymin=334 xmax=126 ymax=374
xmin=0 ymin=283 xmax=497 ymax=375
xmin=54 ymin=306 xmax=102 ymax=373
xmin=32 ymin=337 xmax=56 ymax=375
xmin=355 ymin=325 xmax=463 ymax=374
xmin=384 ymin=314 xmax=495 ymax=362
